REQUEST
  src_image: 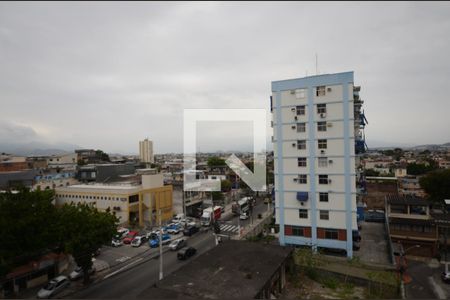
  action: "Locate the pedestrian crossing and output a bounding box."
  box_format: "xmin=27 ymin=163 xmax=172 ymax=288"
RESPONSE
xmin=219 ymin=224 xmax=239 ymax=234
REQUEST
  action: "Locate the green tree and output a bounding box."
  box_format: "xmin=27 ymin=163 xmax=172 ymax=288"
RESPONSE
xmin=59 ymin=203 xmax=118 ymax=284
xmin=0 ymin=189 xmax=58 ymax=277
xmin=212 ymin=191 xmax=224 ymax=201
xmin=95 ymin=149 xmax=110 ymax=162
xmin=365 ymin=169 xmax=380 ymax=177
xmin=419 ymin=169 xmax=450 ymax=205
xmin=207 ymin=157 xmax=226 ymax=168
xmin=407 ymin=162 xmax=437 ymax=175
xmin=220 ymin=180 xmax=232 ymax=192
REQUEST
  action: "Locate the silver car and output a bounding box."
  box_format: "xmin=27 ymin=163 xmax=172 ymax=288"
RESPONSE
xmin=169 ymin=238 xmax=187 ymax=251
xmin=37 ymin=275 xmax=70 ymax=298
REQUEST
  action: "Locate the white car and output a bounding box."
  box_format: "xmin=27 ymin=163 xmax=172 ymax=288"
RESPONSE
xmin=131 ymin=236 xmax=145 ymax=247
xmin=37 ymin=275 xmax=70 ymax=298
xmin=69 ymin=266 xmax=95 ymax=280
xmin=111 ymin=239 xmax=122 ymax=247
xmin=240 ymin=213 xmax=249 ymax=220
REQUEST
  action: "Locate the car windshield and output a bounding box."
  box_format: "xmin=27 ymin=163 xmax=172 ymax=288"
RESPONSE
xmin=44 ymin=281 xmax=56 ymax=290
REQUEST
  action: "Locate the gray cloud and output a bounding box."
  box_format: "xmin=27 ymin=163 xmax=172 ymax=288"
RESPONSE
xmin=0 ymin=2 xmax=449 ymax=154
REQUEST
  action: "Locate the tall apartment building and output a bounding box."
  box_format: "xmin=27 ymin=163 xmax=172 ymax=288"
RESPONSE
xmin=139 ymin=138 xmax=154 ymax=164
xmin=271 ymin=71 xmax=367 ymax=257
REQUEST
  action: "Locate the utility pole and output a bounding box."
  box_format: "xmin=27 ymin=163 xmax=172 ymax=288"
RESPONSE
xmin=159 ymin=208 xmax=163 ymax=280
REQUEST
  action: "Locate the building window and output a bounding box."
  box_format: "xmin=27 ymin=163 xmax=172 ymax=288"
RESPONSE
xmin=299 ymin=209 xmax=308 ymax=219
xmin=318 ymin=139 xmax=327 ymax=149
xmin=319 ymin=192 xmax=329 ymax=202
xmin=318 ymin=157 xmax=328 ymax=168
xmin=292 ymin=226 xmax=305 ymax=236
xmin=295 ymin=89 xmax=306 ymax=99
xmin=298 ymin=157 xmax=307 ymax=167
xmin=316 ymin=86 xmax=326 ymax=97
xmin=297 ymin=122 xmax=306 ymax=133
xmin=298 ymin=175 xmax=307 ymax=184
xmin=317 ymin=104 xmax=327 ymax=114
xmin=296 ymin=105 xmax=305 ymax=115
xmin=319 ymin=175 xmax=329 ymax=184
xmin=317 ymin=122 xmax=327 ymax=132
xmin=320 ymin=210 xmax=329 ymax=220
xmin=324 ymin=229 xmax=338 ymax=239
xmin=297 ymin=140 xmax=306 ymax=150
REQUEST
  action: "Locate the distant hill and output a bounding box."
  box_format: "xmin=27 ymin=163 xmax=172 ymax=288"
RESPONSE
xmin=0 ymin=141 xmax=80 ymax=156
xmin=371 ymin=142 xmax=450 ymax=151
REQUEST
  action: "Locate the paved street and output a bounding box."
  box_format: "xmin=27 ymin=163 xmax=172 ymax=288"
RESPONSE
xmin=67 ymin=232 xmax=216 ymax=298
xmin=405 ymin=259 xmax=450 ymax=299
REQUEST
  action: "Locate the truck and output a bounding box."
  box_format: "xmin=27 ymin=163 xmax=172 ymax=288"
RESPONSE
xmin=200 ymin=206 xmax=221 ymax=226
xmin=232 ymin=197 xmax=251 ymax=215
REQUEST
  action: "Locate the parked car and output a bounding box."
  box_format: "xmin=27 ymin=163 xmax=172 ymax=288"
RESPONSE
xmin=239 ymin=213 xmax=249 ymax=220
xmin=116 ymin=228 xmax=129 ymax=238
xmin=169 ymin=238 xmax=187 ymax=251
xmin=352 ymin=230 xmax=361 ymax=242
xmin=365 ymin=210 xmax=385 ymax=222
xmin=131 ymin=236 xmax=145 ymax=247
xmin=149 ymin=233 xmax=171 ymax=248
xmin=69 ymin=266 xmax=95 ymax=280
xmin=93 ymin=248 xmax=101 ymax=257
xmin=172 ymin=213 xmax=185 ymax=223
xmin=123 ymin=231 xmax=139 ymax=244
xmin=183 ymin=225 xmax=199 ymax=236
xmin=177 ymin=247 xmax=196 ymax=260
xmin=441 ymin=271 xmax=450 ymax=284
xmin=111 ymin=238 xmax=122 ymax=247
xmin=167 ymin=223 xmax=182 ymax=234
xmin=219 ymin=206 xmax=225 ymax=214
xmin=37 ymin=275 xmax=70 ymax=298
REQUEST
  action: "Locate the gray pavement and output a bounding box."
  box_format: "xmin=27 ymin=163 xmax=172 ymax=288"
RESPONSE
xmin=354 ymin=221 xmax=390 ymax=266
xmin=406 ymin=259 xmax=450 ymax=299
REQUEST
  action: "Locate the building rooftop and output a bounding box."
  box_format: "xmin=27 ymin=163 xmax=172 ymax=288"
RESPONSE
xmin=56 ymin=183 xmax=141 ymax=192
xmin=387 ymin=194 xmax=428 ymax=206
xmin=140 ymin=240 xmax=293 ymax=299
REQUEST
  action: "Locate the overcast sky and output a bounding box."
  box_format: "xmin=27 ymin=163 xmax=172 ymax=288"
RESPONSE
xmin=1 ymin=2 xmax=449 ymax=154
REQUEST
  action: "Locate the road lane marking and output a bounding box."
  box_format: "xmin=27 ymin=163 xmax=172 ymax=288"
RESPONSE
xmin=428 ymin=276 xmax=447 ymax=299
xmin=104 ymin=257 xmax=143 ymax=279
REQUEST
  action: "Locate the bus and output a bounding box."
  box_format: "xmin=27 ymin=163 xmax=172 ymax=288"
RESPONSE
xmin=232 ymin=197 xmax=251 ymax=215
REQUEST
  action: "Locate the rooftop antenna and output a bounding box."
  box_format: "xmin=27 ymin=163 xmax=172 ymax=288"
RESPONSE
xmin=315 ymin=53 xmax=319 ymax=75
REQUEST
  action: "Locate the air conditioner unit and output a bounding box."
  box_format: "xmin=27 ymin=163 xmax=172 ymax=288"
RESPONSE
xmin=328 ymin=179 xmax=332 ymax=184
xmin=328 ymin=159 xmax=333 ymax=164
xmin=300 ymin=202 xmax=305 ymax=206
xmin=291 ymin=125 xmax=296 ymax=129
xmin=292 ymin=143 xmax=296 ymax=147
xmin=291 ymin=107 xmax=296 ymax=112
xmin=320 ymin=150 xmax=326 ymax=154
xmin=293 ymin=178 xmax=298 ymax=182
xmin=327 ymin=122 xmax=333 ymax=127
xmin=327 ymin=87 xmax=332 ymax=92
xmin=320 ymin=113 xmax=327 ymax=118
xmin=290 ymin=90 xmax=296 ymax=94
xmin=294 ymin=116 xmax=298 ymax=120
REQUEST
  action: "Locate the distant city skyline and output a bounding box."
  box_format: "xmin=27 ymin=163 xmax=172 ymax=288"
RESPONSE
xmin=1 ymin=2 xmax=450 ymax=154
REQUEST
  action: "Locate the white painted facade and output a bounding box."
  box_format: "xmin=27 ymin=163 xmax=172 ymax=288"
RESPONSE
xmin=272 ymin=72 xmax=362 ymax=257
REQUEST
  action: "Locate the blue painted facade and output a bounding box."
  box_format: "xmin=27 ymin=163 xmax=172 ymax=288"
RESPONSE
xmin=272 ymin=71 xmax=356 ymax=257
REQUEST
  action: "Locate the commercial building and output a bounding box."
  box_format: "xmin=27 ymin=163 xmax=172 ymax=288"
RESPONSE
xmin=139 ymin=138 xmax=154 ymax=164
xmin=271 ymin=71 xmax=367 ymax=257
xmin=55 ymin=173 xmax=173 ymax=227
